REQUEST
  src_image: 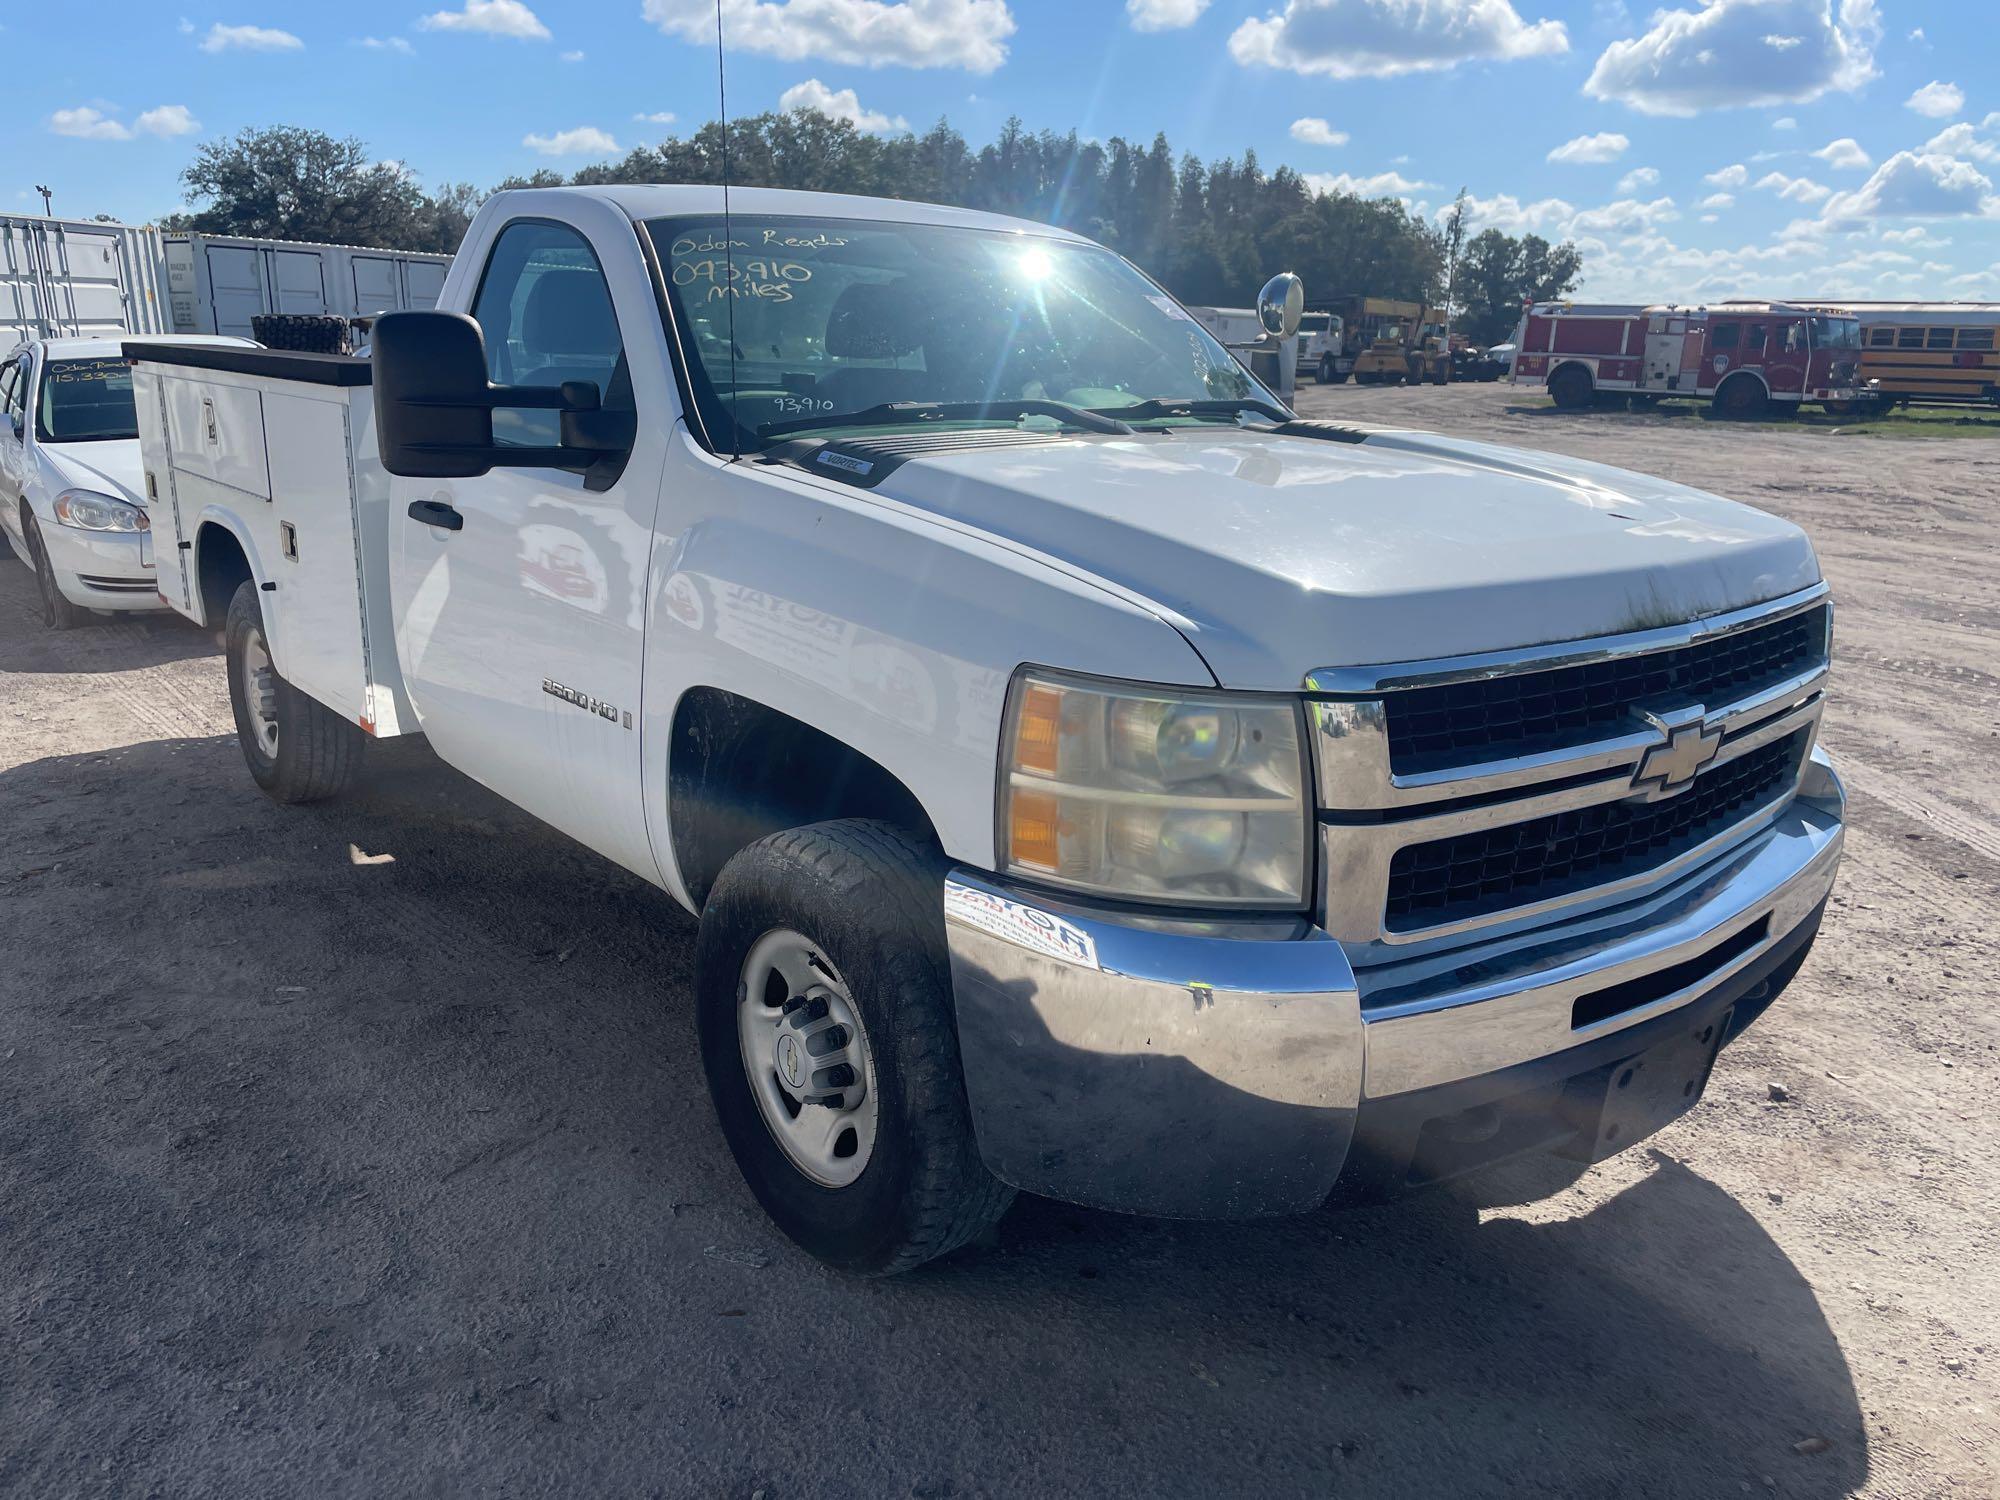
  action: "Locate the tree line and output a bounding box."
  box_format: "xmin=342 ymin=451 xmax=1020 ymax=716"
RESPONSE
xmin=168 ymin=118 xmax=1581 ymax=346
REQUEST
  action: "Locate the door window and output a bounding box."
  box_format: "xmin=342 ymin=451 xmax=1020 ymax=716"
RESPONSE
xmin=470 ymin=220 xmax=627 ymax=448
xmin=1746 ymin=324 xmax=1766 ymax=350
xmin=3 ymin=356 xmax=28 ymax=434
xmin=1709 ymin=323 xmax=1740 ymax=349
xmin=1780 ymin=322 xmax=1806 ymax=354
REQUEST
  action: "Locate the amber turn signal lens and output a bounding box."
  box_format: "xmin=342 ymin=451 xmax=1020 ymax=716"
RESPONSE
xmin=1008 ymin=788 xmax=1062 ymax=871
xmin=1013 ymin=682 xmax=1064 ymax=777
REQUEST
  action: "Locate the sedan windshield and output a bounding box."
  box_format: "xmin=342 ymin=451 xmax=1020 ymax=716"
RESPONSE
xmin=646 ymin=214 xmax=1273 ymax=452
xmin=38 ymin=357 xmax=140 ymax=443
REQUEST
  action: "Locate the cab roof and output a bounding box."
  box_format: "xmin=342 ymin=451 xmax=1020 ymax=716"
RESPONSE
xmin=484 ymin=183 xmax=1094 ymax=245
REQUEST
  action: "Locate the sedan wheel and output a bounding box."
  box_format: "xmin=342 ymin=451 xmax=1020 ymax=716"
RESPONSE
xmin=24 ymin=515 xmax=85 ymax=630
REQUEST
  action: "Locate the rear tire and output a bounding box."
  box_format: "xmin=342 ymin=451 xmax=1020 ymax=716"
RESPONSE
xmin=225 ymin=580 xmax=362 ymax=803
xmin=24 ymin=514 xmax=86 ymax=630
xmin=1549 ymin=366 xmax=1594 ymax=411
xmin=696 ymin=819 xmax=1014 ymax=1275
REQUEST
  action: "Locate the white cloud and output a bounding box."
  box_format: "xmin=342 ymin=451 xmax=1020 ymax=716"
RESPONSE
xmin=1772 ymin=115 xmax=1796 ymax=129
xmin=778 ymin=78 xmax=910 ymax=132
xmin=1585 ymin=0 xmax=1879 ymax=117
xmin=1126 ymin=0 xmax=1207 ymax=31
xmin=199 ymin=22 xmax=303 ymax=52
xmin=1904 ymin=80 xmax=1963 ymax=119
xmin=1547 ymin=130 xmax=1628 ymax=164
xmin=1289 ymin=117 xmax=1349 ymax=147
xmin=1755 ymin=169 xmax=1831 ymax=203
xmin=135 ymin=104 xmax=201 ymax=138
xmin=1923 ymin=122 xmax=1999 ymax=166
xmin=420 ymin=0 xmax=551 ymax=40
xmin=523 ymin=126 xmax=619 ymax=156
xmin=1811 ymin=137 xmax=1870 ymax=170
xmin=643 ymin=0 xmax=1015 ymax=73
xmin=1229 ymin=0 xmax=1567 ymax=80
xmin=634 ymin=111 xmax=678 ymax=124
xmin=1704 ymin=162 xmax=1750 ymax=187
xmin=1307 ymin=169 xmax=1434 ymax=199
xmin=357 ymin=35 xmax=416 ymax=52
xmin=1880 ymin=225 xmax=1948 ymax=246
xmin=1698 ymin=192 xmax=1736 ymax=209
xmin=560 ymin=48 xmax=585 ymax=60
xmin=48 ymin=107 xmax=133 ymax=141
xmin=1567 ymin=195 xmax=1679 ymax=233
xmin=1822 ymin=150 xmax=1997 ymax=222
xmin=1616 ymin=165 xmax=1660 ymax=192
xmin=178 ymin=16 xmax=194 ymax=32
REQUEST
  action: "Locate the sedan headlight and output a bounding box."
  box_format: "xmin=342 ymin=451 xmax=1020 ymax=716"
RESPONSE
xmin=53 ymin=489 xmax=148 ymax=533
xmin=998 ymin=668 xmax=1311 ymax=908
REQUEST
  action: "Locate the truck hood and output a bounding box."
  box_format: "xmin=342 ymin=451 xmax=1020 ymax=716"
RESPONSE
xmin=42 ymin=439 xmax=146 ymax=507
xmin=837 ymin=426 xmax=1820 ymax=688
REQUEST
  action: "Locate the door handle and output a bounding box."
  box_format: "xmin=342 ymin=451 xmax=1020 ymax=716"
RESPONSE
xmin=408 ymin=499 xmax=463 ymax=531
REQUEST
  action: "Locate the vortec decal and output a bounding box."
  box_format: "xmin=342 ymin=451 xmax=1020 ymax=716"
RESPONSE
xmin=542 ymin=679 xmax=631 ymax=729
xmin=814 ymin=449 xmax=874 ymax=476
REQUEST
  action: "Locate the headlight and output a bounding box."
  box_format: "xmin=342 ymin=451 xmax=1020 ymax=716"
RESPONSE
xmin=998 ymin=668 xmax=1311 ymax=908
xmin=53 ymin=490 xmax=148 ymax=533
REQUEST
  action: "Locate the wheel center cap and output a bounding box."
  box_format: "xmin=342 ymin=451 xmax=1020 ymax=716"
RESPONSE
xmin=775 ymin=1032 xmax=805 ymax=1091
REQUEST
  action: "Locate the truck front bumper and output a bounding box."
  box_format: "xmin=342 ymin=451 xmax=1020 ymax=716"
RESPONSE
xmin=943 ymin=753 xmax=1844 ymax=1219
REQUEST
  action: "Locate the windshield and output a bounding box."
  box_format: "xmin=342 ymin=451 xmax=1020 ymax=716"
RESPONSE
xmin=38 ymin=357 xmax=139 ymax=443
xmin=1810 ymin=316 xmax=1862 ymax=351
xmin=647 ymin=214 xmax=1272 ymax=451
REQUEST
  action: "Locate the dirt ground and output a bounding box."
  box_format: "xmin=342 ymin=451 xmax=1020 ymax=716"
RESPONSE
xmin=2 ymin=380 xmax=1995 ymax=1498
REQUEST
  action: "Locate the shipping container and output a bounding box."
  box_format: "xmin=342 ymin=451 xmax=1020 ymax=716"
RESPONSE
xmin=2 ymin=214 xmax=171 ymax=348
xmin=164 ymin=233 xmax=452 ymax=338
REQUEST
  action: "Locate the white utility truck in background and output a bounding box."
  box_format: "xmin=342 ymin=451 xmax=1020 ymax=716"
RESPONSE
xmin=129 ymin=185 xmax=1846 ymax=1275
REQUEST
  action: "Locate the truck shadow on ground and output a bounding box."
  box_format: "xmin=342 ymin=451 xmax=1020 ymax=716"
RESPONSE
xmin=0 ymin=733 xmax=1867 ymax=1498
xmin=0 ymin=603 xmax=219 ymax=674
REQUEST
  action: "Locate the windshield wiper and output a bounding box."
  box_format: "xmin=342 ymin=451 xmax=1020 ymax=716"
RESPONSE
xmin=759 ymin=399 xmax=1133 ymax=440
xmin=1090 ymin=397 xmax=1291 ymax=426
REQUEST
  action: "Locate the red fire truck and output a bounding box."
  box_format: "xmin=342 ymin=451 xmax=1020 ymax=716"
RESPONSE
xmin=1511 ymin=300 xmax=1868 ymax=416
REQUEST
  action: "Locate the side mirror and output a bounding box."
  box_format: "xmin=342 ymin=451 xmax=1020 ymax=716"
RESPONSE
xmin=371 ymin=310 xmax=629 ymax=479
xmin=1258 ymin=273 xmax=1304 ymax=340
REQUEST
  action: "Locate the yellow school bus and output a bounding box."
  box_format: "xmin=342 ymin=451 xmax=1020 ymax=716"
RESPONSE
xmin=1834 ymin=302 xmax=2000 ymax=405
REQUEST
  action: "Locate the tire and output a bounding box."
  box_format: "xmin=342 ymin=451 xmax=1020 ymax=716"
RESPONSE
xmin=1329 ymin=370 xmax=1349 ymax=385
xmin=1711 ymin=375 xmax=1767 ymax=420
xmin=696 ymin=819 xmax=1014 ymax=1275
xmin=225 ymin=580 xmax=362 ymax=803
xmin=1316 ymin=356 xmax=1335 ymax=385
xmin=251 ymin=313 xmax=350 ymax=355
xmin=1549 ymin=366 xmax=1594 ymax=411
xmin=24 ymin=513 xmax=86 ymax=630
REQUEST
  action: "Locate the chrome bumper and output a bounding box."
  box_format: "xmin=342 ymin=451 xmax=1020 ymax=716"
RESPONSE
xmin=943 ymin=750 xmax=1844 ymax=1219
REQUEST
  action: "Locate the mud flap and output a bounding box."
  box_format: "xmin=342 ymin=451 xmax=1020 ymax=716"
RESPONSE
xmin=1559 ymin=1007 xmax=1733 ymax=1164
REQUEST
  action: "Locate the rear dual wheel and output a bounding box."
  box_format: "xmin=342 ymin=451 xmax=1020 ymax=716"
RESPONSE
xmin=224 ymin=580 xmax=362 ymax=803
xmin=696 ymin=820 xmax=1013 ymax=1275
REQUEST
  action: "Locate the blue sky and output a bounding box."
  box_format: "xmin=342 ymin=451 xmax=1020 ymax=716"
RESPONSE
xmin=15 ymin=0 xmax=1999 ymax=301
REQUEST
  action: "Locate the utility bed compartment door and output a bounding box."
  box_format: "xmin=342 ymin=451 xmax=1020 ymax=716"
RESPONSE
xmin=162 ymin=376 xmax=272 ymax=500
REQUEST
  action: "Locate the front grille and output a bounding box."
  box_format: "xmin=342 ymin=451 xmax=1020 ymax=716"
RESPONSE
xmin=1383 ymin=605 xmax=1827 ymax=773
xmin=1385 ymin=729 xmax=1807 ymax=928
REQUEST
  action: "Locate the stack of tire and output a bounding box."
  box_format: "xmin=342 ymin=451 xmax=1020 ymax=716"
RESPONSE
xmin=250 ymin=313 xmax=352 ymax=355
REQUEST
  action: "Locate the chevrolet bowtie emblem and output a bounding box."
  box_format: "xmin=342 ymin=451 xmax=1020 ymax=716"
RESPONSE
xmin=1633 ymin=705 xmax=1722 ymax=795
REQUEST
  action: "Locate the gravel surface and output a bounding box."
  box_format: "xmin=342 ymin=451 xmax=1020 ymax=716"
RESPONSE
xmin=2 ymin=381 xmax=1995 ymax=1498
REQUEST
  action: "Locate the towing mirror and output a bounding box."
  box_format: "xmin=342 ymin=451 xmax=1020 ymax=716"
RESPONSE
xmin=371 ymin=310 xmax=631 ymax=480
xmin=1258 ymin=273 xmax=1304 ymax=340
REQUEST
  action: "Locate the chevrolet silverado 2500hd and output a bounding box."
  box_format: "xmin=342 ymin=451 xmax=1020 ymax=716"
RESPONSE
xmin=127 ymin=185 xmax=1845 ymax=1274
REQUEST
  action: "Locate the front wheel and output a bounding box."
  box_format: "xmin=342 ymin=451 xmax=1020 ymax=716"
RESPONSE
xmin=696 ymin=820 xmax=1014 ymax=1275
xmin=225 ymin=580 xmax=362 ymax=803
xmin=24 ymin=514 xmax=86 ymax=630
xmin=1316 ymin=356 xmax=1335 ymax=385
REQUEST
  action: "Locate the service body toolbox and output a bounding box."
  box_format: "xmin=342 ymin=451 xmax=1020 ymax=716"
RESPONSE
xmin=127 ymin=341 xmax=415 ymax=737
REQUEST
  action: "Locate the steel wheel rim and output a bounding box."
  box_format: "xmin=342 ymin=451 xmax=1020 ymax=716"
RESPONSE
xmin=737 ymin=928 xmax=879 ymax=1189
xmin=243 ymin=626 xmax=280 ymax=755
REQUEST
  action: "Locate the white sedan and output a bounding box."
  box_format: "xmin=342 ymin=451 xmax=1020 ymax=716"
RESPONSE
xmin=0 ymin=334 xmax=251 ymax=629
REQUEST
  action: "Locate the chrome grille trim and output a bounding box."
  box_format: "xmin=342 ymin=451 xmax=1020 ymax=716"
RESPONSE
xmin=1309 ymin=585 xmax=1831 ymax=950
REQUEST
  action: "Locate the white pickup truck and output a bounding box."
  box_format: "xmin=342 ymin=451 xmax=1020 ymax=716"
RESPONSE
xmin=127 ymin=185 xmax=1845 ymax=1275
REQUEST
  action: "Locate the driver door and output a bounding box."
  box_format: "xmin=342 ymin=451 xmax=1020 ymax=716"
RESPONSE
xmin=0 ymin=355 xmax=30 ymax=526
xmin=391 ymin=218 xmax=662 ymax=880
